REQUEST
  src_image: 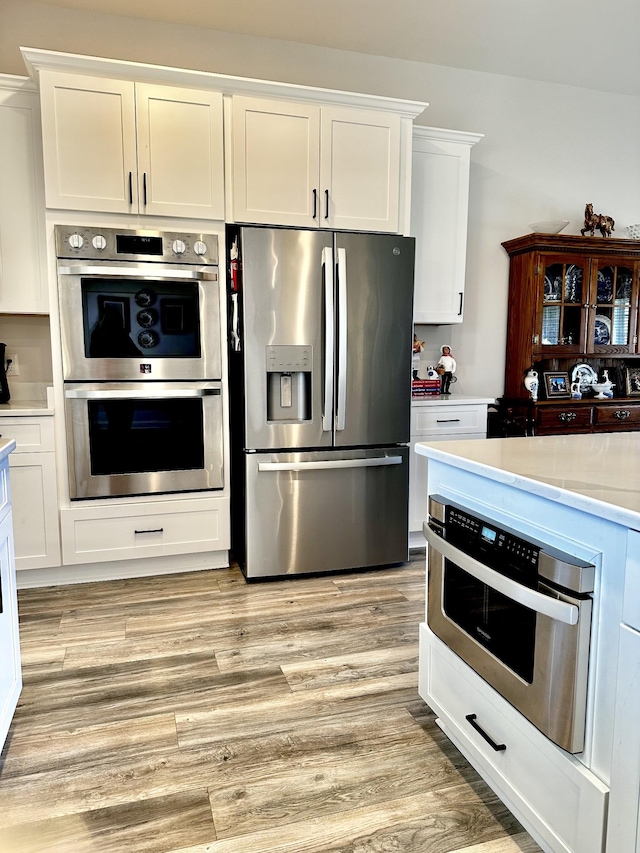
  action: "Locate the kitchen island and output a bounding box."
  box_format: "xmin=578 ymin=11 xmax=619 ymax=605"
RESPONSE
xmin=0 ymin=436 xmax=20 ymax=754
xmin=415 ymin=433 xmax=640 ymax=853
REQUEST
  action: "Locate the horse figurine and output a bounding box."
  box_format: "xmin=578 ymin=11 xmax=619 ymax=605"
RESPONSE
xmin=581 ymin=203 xmax=615 ymax=237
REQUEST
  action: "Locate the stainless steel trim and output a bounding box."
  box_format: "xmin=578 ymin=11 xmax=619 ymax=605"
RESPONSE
xmin=322 ymin=246 xmax=334 ymax=433
xmin=258 ymin=455 xmax=402 ymax=472
xmin=58 ymin=265 xmax=217 ymax=281
xmin=65 ymin=383 xmax=221 ymax=400
xmin=423 ymin=522 xmax=579 ymax=625
xmin=336 ymin=247 xmax=347 ymax=432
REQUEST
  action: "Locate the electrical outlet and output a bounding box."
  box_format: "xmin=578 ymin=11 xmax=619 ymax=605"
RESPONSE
xmin=6 ymin=354 xmax=18 ymax=375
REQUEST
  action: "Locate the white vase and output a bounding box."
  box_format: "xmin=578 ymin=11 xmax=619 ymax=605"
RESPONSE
xmin=524 ymin=368 xmax=539 ymax=402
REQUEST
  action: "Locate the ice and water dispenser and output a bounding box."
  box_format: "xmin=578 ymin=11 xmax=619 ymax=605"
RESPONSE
xmin=266 ymin=345 xmax=312 ymax=422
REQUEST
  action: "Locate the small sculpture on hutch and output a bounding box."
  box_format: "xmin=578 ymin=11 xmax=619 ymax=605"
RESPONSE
xmin=436 ymin=345 xmax=457 ymax=395
xmin=581 ymin=203 xmax=615 ymax=237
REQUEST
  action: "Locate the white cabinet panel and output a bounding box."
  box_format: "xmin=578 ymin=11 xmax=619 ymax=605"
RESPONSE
xmin=0 ymin=79 xmax=48 ymax=313
xmin=411 ymin=127 xmax=482 ymax=324
xmin=0 ymin=499 xmax=20 ymax=754
xmin=39 ymin=72 xmax=224 ymax=219
xmin=320 ymin=106 xmax=400 ymax=233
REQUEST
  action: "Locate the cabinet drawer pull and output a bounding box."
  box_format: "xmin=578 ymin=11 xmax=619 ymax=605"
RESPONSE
xmin=465 ymin=713 xmax=507 ymax=752
xmin=128 ymin=171 xmax=133 ymax=205
xmin=325 ymin=189 xmax=329 ymax=220
xmin=436 ymin=418 xmax=461 ymax=423
xmin=614 ymin=410 xmax=631 ymax=420
xmin=312 ymin=188 xmax=317 ymax=219
xmin=558 ymin=412 xmax=577 ymax=422
xmin=134 ymin=528 xmax=164 ymax=535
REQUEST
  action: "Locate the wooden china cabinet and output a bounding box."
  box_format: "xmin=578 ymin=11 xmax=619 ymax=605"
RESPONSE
xmin=499 ymin=233 xmax=640 ymax=435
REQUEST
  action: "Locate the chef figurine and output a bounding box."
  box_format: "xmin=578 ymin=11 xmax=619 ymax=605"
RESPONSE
xmin=437 ymin=345 xmax=457 ymax=395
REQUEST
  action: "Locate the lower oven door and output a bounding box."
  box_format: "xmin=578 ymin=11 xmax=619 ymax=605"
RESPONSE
xmin=64 ymin=382 xmax=224 ymax=499
xmin=424 ymin=522 xmax=592 ymax=753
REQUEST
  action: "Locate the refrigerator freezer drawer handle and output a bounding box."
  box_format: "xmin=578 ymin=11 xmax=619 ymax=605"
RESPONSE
xmin=322 ymin=246 xmax=334 ymax=432
xmin=257 ymin=456 xmax=403 ymax=472
xmin=336 ymin=247 xmax=347 ymax=431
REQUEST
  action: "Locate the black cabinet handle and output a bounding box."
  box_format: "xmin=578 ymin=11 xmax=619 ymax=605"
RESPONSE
xmin=134 ymin=528 xmax=164 ymax=535
xmin=143 ymin=172 xmax=147 ymax=206
xmin=312 ymin=189 xmax=317 ymax=219
xmin=465 ymin=714 xmax=506 ymax=751
xmin=458 ymin=292 xmax=463 ymax=315
xmin=128 ymin=171 xmax=133 ymax=205
xmin=325 ymin=189 xmax=329 ymax=220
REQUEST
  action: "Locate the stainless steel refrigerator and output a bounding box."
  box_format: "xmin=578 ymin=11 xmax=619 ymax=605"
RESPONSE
xmin=228 ymin=225 xmax=415 ymax=579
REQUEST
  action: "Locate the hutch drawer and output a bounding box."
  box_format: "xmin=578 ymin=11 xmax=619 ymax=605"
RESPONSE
xmin=536 ymin=405 xmax=593 ymax=434
xmin=593 ymin=403 xmax=640 ymax=429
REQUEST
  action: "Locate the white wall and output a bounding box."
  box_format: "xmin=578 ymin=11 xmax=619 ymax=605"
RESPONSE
xmin=2 ymin=0 xmax=639 ymax=398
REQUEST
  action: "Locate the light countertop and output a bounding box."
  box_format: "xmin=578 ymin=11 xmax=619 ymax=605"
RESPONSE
xmin=415 ymin=433 xmax=640 ymax=529
xmin=0 ymin=439 xmax=17 ymax=462
xmin=0 ymin=400 xmax=54 ymax=417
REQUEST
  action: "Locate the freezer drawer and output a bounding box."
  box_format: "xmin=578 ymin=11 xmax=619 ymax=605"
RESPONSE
xmin=244 ymin=447 xmax=409 ymax=578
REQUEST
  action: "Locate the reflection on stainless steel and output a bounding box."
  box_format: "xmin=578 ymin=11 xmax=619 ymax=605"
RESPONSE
xmin=230 ymin=225 xmax=415 ymax=578
xmin=426 ymin=496 xmax=594 ymax=753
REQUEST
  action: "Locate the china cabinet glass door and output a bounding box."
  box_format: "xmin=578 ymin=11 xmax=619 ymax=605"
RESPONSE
xmin=538 ymin=256 xmax=585 ymax=352
xmin=587 ymin=261 xmax=635 ymax=352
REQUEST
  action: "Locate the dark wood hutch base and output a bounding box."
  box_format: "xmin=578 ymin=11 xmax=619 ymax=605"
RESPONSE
xmin=498 ymin=233 xmax=640 ymax=436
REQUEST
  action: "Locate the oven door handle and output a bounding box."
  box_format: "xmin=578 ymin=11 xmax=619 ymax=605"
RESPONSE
xmin=64 ymin=385 xmax=221 ymax=400
xmin=423 ymin=523 xmax=580 ymax=626
xmin=57 ymin=265 xmax=218 ymax=281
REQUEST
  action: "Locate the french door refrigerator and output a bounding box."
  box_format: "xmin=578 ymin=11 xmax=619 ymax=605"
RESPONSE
xmin=228 ymin=225 xmax=415 ymax=579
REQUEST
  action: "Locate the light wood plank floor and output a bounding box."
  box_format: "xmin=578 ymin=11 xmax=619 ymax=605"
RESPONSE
xmin=0 ymin=555 xmax=542 ymax=853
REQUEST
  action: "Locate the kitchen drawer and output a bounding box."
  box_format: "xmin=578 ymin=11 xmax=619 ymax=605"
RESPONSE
xmin=419 ymin=625 xmax=608 ymax=853
xmin=536 ymin=406 xmax=593 ymax=434
xmin=60 ymin=496 xmax=230 ymax=565
xmin=594 ymin=403 xmax=640 ymax=430
xmin=0 ymin=416 xmax=55 ymax=452
xmin=411 ymin=404 xmax=488 ymax=437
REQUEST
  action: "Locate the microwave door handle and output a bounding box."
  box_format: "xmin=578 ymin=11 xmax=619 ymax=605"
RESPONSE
xmin=258 ymin=455 xmax=402 ymax=472
xmin=336 ymin=247 xmax=347 ymax=432
xmin=423 ymin=523 xmax=580 ymax=626
xmin=322 ymin=246 xmax=334 ymax=432
xmin=57 ymin=266 xmax=218 ymax=281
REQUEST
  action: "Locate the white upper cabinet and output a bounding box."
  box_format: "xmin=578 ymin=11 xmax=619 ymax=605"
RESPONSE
xmin=232 ymin=96 xmax=402 ymax=233
xmin=39 ymin=71 xmax=224 ymax=219
xmin=411 ymin=127 xmax=483 ymax=324
xmin=0 ymin=77 xmax=49 ymax=313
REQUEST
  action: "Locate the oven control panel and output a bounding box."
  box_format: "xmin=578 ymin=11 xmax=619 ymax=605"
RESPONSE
xmin=55 ymin=225 xmax=219 ymax=266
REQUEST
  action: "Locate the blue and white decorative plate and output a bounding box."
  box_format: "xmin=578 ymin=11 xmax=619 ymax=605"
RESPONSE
xmin=594 ymin=315 xmax=611 ymax=345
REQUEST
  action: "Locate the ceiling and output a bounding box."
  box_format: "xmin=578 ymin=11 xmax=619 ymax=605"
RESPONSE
xmin=30 ymin=0 xmax=640 ymax=96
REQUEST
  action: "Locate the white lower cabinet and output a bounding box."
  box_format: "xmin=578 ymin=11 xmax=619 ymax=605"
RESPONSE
xmin=420 ymin=625 xmax=609 ymax=853
xmin=0 ymin=415 xmax=61 ymax=570
xmin=409 ymin=398 xmax=491 ymax=538
xmin=60 ymin=496 xmax=230 ymax=565
xmin=0 ymin=461 xmax=20 ymax=752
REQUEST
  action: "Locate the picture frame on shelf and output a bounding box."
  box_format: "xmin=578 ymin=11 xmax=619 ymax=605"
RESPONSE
xmin=625 ymin=367 xmax=640 ymax=396
xmin=544 ymin=371 xmax=570 ymax=398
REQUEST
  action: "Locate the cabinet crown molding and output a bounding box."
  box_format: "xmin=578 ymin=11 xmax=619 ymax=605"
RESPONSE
xmin=413 ymin=125 xmax=484 ymax=147
xmin=20 ymin=46 xmax=428 ymax=118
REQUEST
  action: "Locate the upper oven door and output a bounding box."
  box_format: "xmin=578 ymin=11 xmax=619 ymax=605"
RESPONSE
xmin=58 ymin=261 xmax=220 ymax=381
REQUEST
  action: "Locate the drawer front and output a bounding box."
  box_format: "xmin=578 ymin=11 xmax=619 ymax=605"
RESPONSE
xmin=594 ymin=403 xmax=640 ymax=429
xmin=0 ymin=417 xmax=55 ymax=452
xmin=411 ymin=405 xmax=487 ymax=437
xmin=419 ymin=626 xmax=608 ymax=853
xmin=536 ymin=406 xmax=592 ymax=434
xmin=61 ymin=497 xmax=230 ymax=565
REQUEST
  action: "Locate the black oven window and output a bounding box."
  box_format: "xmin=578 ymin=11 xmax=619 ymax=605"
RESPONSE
xmin=443 ymin=561 xmax=536 ymax=683
xmin=87 ymin=398 xmax=205 ymax=476
xmin=82 ymin=279 xmax=201 ymax=359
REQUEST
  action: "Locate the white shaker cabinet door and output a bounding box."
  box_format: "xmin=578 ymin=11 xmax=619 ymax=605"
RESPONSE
xmin=135 ymin=84 xmax=224 ymax=220
xmin=39 ymin=71 xmax=138 ymax=213
xmin=320 ymin=106 xmax=401 ymax=234
xmin=9 ymin=452 xmax=61 ymax=571
xmin=0 ymin=80 xmax=49 ymax=313
xmin=232 ymin=96 xmax=320 ymax=228
xmin=411 ymin=127 xmax=482 ymax=324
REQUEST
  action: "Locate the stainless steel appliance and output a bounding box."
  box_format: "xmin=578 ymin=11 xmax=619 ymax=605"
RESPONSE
xmin=56 ymin=226 xmax=224 ymax=500
xmin=424 ymin=495 xmax=595 ymax=753
xmin=56 ymin=225 xmax=220 ymax=381
xmin=228 ymin=225 xmax=415 ymax=578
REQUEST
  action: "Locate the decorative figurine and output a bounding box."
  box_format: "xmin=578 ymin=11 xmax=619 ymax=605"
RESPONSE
xmin=581 ymin=203 xmax=615 ymax=237
xmin=523 ymin=367 xmax=539 ymax=401
xmin=437 ymin=345 xmax=457 ymax=395
xmin=412 ymin=334 xmax=425 ymax=379
xmin=570 ymin=380 xmax=582 ymax=400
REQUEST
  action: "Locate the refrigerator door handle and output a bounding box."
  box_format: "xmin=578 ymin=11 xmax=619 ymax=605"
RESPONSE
xmin=336 ymin=247 xmax=347 ymax=431
xmin=257 ymin=455 xmax=403 ymax=472
xmin=322 ymin=246 xmax=334 ymax=432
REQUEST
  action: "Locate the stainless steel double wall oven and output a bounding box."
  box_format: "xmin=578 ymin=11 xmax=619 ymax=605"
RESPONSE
xmin=56 ymin=226 xmax=224 ymax=500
